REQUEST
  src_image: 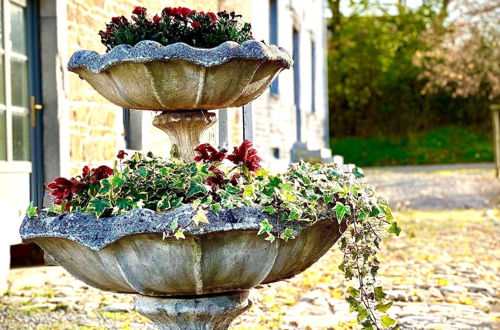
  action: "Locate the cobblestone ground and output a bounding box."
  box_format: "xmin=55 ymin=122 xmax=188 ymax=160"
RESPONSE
xmin=1 ymin=167 xmax=499 ymax=329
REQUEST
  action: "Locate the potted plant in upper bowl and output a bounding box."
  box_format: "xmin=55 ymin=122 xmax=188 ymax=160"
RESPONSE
xmin=68 ymin=6 xmax=292 ymax=111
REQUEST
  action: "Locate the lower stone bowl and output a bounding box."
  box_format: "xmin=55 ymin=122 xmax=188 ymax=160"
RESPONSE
xmin=20 ymin=206 xmax=345 ymax=297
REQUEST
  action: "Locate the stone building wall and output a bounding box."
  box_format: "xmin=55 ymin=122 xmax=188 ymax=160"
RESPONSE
xmin=65 ymin=0 xmax=326 ymax=175
xmin=65 ymin=0 xmax=251 ymax=175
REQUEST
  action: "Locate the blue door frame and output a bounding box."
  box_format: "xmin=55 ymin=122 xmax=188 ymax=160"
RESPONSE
xmin=27 ymin=0 xmax=44 ymax=207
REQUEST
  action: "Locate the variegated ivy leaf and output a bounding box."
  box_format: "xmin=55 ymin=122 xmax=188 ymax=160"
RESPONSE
xmin=174 ymin=228 xmax=185 ymax=240
xmin=97 ymin=179 xmax=111 ymax=195
xmin=258 ymin=219 xmax=273 ymax=235
xmin=193 ymin=208 xmax=209 ymax=226
xmin=265 ymin=234 xmax=276 ymax=242
xmin=334 ymin=202 xmax=351 ymax=222
xmin=210 ymin=203 xmax=221 ymax=214
xmin=26 ymin=202 xmax=38 ymax=218
xmin=170 ymin=218 xmax=179 ymax=231
xmin=280 ymin=228 xmax=295 ymax=241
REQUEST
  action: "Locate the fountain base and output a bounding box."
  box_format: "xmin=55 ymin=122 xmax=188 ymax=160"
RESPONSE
xmin=135 ymin=291 xmax=251 ymax=330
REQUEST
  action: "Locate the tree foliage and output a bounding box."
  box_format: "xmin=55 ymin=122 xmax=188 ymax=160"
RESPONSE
xmin=327 ymin=0 xmax=492 ymax=138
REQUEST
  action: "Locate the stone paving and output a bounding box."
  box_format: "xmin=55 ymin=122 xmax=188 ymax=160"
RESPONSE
xmin=0 ymin=167 xmax=499 ymax=329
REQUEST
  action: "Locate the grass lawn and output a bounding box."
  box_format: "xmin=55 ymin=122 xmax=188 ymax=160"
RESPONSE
xmin=331 ymin=126 xmax=493 ymax=167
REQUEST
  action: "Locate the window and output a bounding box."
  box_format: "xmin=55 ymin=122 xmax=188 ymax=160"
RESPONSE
xmin=311 ymin=40 xmax=316 ymax=113
xmin=123 ymin=108 xmax=142 ymax=150
xmin=269 ymin=0 xmax=279 ymax=95
xmin=293 ymin=28 xmax=301 ymax=142
xmin=0 ymin=0 xmax=30 ymax=162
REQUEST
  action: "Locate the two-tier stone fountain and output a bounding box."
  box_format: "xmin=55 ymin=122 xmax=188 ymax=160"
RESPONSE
xmin=20 ymin=39 xmax=347 ymax=329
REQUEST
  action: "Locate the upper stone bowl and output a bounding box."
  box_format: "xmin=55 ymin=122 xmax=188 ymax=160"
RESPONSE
xmin=20 ymin=206 xmax=345 ymax=297
xmin=68 ymin=40 xmax=292 ymax=111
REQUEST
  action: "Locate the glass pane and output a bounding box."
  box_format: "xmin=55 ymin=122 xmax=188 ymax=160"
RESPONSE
xmin=10 ymin=3 xmax=26 ymax=55
xmin=0 ymin=110 xmax=6 ymax=160
xmin=0 ymin=56 xmax=4 ymax=104
xmin=12 ymin=112 xmax=29 ymax=161
xmin=11 ymin=58 xmax=28 ymax=107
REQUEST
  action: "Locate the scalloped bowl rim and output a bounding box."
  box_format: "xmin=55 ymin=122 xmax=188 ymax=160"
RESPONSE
xmin=20 ymin=206 xmax=337 ymax=251
xmin=68 ymin=40 xmax=293 ymax=74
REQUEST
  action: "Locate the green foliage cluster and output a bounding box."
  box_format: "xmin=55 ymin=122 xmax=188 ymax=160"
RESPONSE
xmin=327 ymin=0 xmax=491 ymax=140
xmin=28 ymin=149 xmax=400 ymax=329
xmin=332 ymin=126 xmax=493 ymax=167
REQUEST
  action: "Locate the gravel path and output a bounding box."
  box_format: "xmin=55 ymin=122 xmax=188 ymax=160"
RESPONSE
xmin=1 ymin=166 xmax=499 ymax=329
xmin=365 ymin=166 xmax=500 ymax=210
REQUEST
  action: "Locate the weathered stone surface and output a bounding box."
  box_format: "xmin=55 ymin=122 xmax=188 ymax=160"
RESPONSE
xmin=67 ymin=40 xmax=292 ymax=110
xmin=153 ymin=110 xmax=217 ymax=161
xmin=135 ymin=291 xmax=251 ymax=330
xmin=20 ymin=207 xmax=344 ymax=296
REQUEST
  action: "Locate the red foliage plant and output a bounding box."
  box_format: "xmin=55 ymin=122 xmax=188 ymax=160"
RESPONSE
xmin=227 ymin=140 xmax=262 ymax=171
xmin=46 ymin=165 xmax=113 ymax=208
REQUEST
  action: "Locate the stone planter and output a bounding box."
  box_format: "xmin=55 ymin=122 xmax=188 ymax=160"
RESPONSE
xmin=20 ymin=207 xmax=345 ymax=329
xmin=68 ymin=40 xmax=292 ymax=111
xmin=20 ymin=207 xmax=345 ymax=296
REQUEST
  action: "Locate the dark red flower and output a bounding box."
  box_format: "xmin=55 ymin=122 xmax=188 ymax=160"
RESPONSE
xmin=82 ymin=165 xmax=90 ymax=177
xmin=204 ymin=166 xmax=225 ymax=191
xmin=230 ymin=173 xmax=241 ymax=186
xmin=208 ymin=12 xmax=217 ymax=21
xmin=191 ymin=21 xmax=201 ymax=28
xmin=111 ymin=16 xmax=121 ymax=23
xmin=194 ymin=143 xmax=226 ymax=163
xmin=117 ymin=150 xmax=128 ymax=160
xmin=46 ymin=177 xmax=84 ymax=205
xmin=227 ymin=140 xmax=262 ymax=171
xmin=180 ymin=7 xmax=192 ymax=16
xmin=132 ymin=6 xmax=147 ymax=16
xmin=89 ymin=165 xmax=113 ymax=183
xmin=153 ymin=14 xmax=161 ymax=24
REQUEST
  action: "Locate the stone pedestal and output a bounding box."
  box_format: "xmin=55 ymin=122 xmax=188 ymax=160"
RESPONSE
xmin=135 ymin=291 xmax=251 ymax=330
xmin=153 ymin=110 xmax=217 ymax=162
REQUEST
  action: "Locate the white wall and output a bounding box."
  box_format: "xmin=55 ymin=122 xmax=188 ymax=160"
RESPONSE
xmin=250 ymin=0 xmax=328 ymax=170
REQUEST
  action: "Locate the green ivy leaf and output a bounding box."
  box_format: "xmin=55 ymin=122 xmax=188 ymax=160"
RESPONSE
xmin=171 ymin=197 xmax=183 ymax=208
xmin=376 ymin=301 xmax=393 ymax=313
xmin=263 ymin=205 xmax=277 ymax=214
xmin=347 ymin=286 xmax=360 ymax=298
xmin=352 ymin=167 xmax=364 ymax=178
xmin=187 ymin=183 xmax=208 ymax=199
xmin=381 ymin=315 xmax=397 ymax=327
xmin=170 ymin=218 xmax=179 ymax=231
xmin=388 ymin=222 xmax=401 ymax=236
xmin=258 ymin=219 xmax=273 ymax=235
xmin=334 ymin=202 xmax=351 ymax=222
xmin=280 ymin=228 xmax=295 ymax=241
xmin=210 ymin=203 xmax=221 ymax=214
xmin=98 ymin=179 xmax=111 ymax=195
xmin=356 ymin=306 xmax=369 ymax=321
xmin=116 ymin=198 xmax=133 ymax=210
xmin=174 ymin=228 xmax=185 ymax=240
xmin=90 ymin=198 xmax=111 ymax=217
xmin=157 ymin=195 xmax=172 ymax=211
xmin=374 ymin=286 xmax=387 ymax=301
xmin=265 ymin=233 xmax=276 ymax=242
xmin=135 ymin=168 xmax=148 ymax=178
xmin=193 ymin=208 xmax=209 ymax=226
xmin=26 ymin=202 xmax=38 ymax=218
xmin=112 ymin=175 xmax=125 ymax=188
